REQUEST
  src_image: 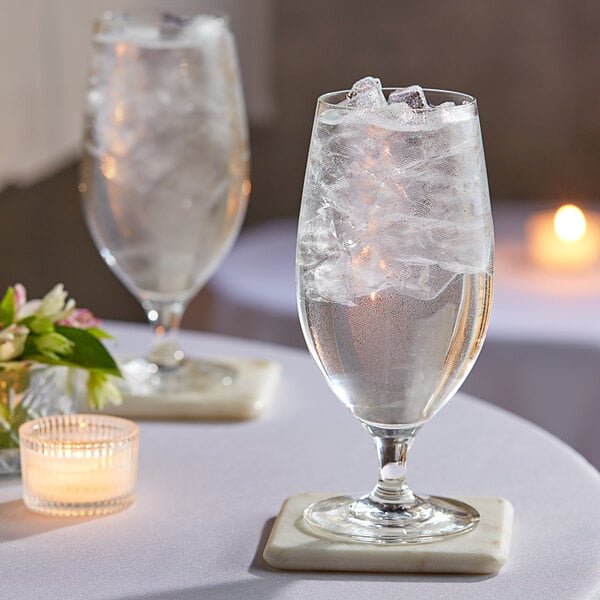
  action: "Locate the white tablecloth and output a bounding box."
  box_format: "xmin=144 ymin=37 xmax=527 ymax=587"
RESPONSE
xmin=1 ymin=322 xmax=599 ymax=599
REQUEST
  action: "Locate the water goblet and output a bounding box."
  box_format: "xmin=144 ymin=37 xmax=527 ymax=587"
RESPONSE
xmin=80 ymin=11 xmax=249 ymax=397
xmin=296 ymin=83 xmax=493 ymax=543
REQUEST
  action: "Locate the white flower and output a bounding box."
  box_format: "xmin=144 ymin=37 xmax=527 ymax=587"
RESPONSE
xmin=25 ymin=284 xmax=76 ymax=323
xmin=0 ymin=324 xmax=29 ymax=361
xmin=16 ymin=299 xmax=41 ymax=320
xmin=100 ymin=378 xmax=123 ymax=406
xmin=86 ymin=372 xmax=122 ymax=409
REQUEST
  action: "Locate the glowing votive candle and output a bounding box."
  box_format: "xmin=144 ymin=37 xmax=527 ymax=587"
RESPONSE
xmin=19 ymin=414 xmax=139 ymax=517
xmin=525 ymin=204 xmax=600 ymax=269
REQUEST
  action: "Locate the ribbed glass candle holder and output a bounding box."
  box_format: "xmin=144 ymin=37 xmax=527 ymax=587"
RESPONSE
xmin=19 ymin=414 xmax=139 ymax=517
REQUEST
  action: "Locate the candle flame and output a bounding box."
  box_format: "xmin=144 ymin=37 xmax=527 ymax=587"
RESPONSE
xmin=554 ymin=204 xmax=587 ymax=243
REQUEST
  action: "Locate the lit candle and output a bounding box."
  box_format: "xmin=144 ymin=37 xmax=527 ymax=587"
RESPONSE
xmin=525 ymin=204 xmax=600 ymax=269
xmin=19 ymin=414 xmax=139 ymax=517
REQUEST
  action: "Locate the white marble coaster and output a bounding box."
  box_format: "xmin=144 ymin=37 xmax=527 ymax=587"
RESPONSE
xmin=263 ymin=493 xmax=513 ymax=574
xmin=97 ymin=359 xmax=280 ymax=420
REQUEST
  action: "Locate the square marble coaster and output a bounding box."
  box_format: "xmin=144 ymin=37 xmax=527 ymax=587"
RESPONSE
xmin=96 ymin=359 xmax=280 ymax=420
xmin=263 ymin=493 xmax=513 ymax=574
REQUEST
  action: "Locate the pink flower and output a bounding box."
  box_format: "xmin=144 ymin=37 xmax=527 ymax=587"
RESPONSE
xmin=59 ymin=308 xmax=101 ymax=329
xmin=15 ymin=282 xmax=42 ymax=320
xmin=14 ymin=283 xmax=27 ymax=311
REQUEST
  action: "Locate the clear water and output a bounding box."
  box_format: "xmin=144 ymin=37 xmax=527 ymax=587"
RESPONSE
xmin=299 ymin=272 xmax=492 ymax=427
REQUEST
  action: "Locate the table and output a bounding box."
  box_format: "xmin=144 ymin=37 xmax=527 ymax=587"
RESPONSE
xmin=1 ymin=322 xmax=599 ymax=600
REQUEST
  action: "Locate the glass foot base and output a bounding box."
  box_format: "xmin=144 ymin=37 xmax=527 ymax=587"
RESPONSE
xmin=304 ymin=493 xmax=479 ymax=544
xmin=120 ymin=357 xmax=237 ymax=397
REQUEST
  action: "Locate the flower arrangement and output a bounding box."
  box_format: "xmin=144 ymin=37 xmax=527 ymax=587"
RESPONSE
xmin=0 ymin=283 xmax=122 ymax=450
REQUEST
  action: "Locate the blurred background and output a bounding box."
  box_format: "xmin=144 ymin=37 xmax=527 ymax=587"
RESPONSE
xmin=1 ymin=0 xmax=599 ymax=466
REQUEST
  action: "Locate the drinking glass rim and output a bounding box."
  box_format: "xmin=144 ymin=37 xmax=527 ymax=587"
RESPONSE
xmin=317 ymin=88 xmax=477 ymax=111
xmin=94 ymin=10 xmax=230 ymax=35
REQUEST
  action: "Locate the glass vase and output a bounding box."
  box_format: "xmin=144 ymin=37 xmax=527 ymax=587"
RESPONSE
xmin=0 ymin=366 xmax=74 ymax=476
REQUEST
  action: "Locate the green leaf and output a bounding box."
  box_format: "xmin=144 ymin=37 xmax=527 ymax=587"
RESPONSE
xmin=22 ymin=334 xmax=38 ymax=357
xmin=28 ymin=325 xmax=122 ymax=378
xmin=86 ymin=327 xmax=115 ymax=340
xmin=0 ymin=287 xmax=15 ymax=327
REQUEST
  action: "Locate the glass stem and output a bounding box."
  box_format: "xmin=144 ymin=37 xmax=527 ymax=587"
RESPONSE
xmin=143 ymin=300 xmax=186 ymax=370
xmin=366 ymin=425 xmax=420 ymax=508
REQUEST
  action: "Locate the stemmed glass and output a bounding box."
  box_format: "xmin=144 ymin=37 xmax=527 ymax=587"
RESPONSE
xmin=296 ymin=84 xmax=493 ymax=543
xmin=80 ymin=12 xmax=249 ymax=397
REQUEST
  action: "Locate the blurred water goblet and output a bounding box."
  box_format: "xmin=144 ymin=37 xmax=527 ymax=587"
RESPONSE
xmin=80 ymin=11 xmax=250 ymax=398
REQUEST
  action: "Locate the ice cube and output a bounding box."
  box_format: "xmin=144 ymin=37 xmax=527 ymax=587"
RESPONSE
xmin=388 ymin=85 xmax=429 ymax=109
xmin=345 ymin=76 xmax=387 ymax=107
xmin=319 ymin=108 xmax=348 ymax=126
xmin=300 ymin=77 xmax=489 ymax=305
